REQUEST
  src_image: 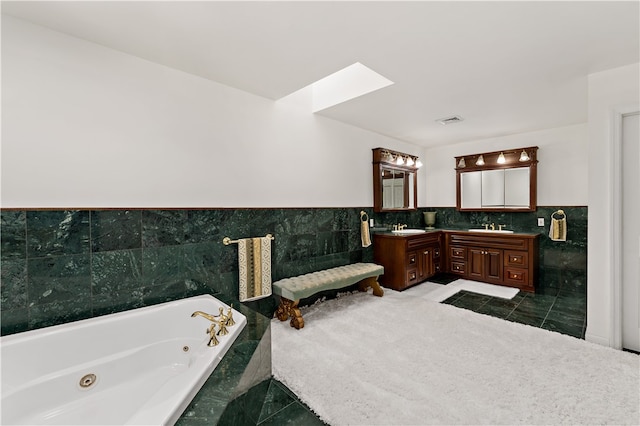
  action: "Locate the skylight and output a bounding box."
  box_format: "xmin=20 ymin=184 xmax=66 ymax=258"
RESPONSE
xmin=282 ymin=62 xmax=394 ymax=113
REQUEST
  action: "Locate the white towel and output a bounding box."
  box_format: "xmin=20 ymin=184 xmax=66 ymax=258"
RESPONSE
xmin=238 ymin=237 xmax=272 ymax=302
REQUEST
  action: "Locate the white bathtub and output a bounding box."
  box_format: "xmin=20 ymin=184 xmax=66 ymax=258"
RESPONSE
xmin=1 ymin=294 xmax=247 ymax=425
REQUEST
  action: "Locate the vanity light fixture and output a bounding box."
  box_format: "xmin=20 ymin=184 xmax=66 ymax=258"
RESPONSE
xmin=457 ymin=157 xmax=466 ymax=168
xmin=476 ymin=155 xmax=485 ymax=166
xmin=497 ymin=152 xmax=506 ymax=164
xmin=519 ymin=150 xmax=530 ymax=162
xmin=377 ymin=148 xmax=421 ymax=169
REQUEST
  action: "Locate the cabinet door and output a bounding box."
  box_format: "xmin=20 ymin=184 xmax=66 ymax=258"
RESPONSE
xmin=419 ymin=244 xmax=441 ymax=279
xmin=468 ymin=248 xmax=485 ymax=280
xmin=418 ymin=247 xmax=429 ymax=279
xmin=468 ymin=247 xmax=503 ymax=282
xmin=485 ymin=249 xmax=503 ymax=282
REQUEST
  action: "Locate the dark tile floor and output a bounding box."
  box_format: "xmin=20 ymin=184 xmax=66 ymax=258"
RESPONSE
xmin=442 ymin=286 xmax=587 ymax=338
xmin=218 ymin=379 xmax=325 ymax=426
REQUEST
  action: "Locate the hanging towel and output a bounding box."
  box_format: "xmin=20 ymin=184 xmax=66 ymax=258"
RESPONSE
xmin=238 ymin=236 xmax=272 ymax=302
xmin=360 ymin=211 xmax=372 ymax=248
xmin=549 ymin=210 xmax=567 ymax=242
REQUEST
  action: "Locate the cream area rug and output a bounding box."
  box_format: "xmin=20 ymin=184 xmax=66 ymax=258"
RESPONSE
xmin=271 ymin=288 xmax=639 ymax=425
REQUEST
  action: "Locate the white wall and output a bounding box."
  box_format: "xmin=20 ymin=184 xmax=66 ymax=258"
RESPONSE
xmin=1 ymin=16 xmax=424 ymax=208
xmin=585 ymin=63 xmax=640 ymax=347
xmin=424 ymin=124 xmax=588 ymax=207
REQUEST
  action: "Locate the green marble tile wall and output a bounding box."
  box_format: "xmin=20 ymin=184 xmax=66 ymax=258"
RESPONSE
xmin=0 ymin=208 xmax=372 ymax=335
xmin=0 ymin=206 xmax=585 ymax=335
xmin=372 ymin=206 xmax=588 ymax=295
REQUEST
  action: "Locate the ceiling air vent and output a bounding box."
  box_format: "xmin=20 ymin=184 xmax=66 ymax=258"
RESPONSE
xmin=436 ymin=115 xmax=464 ymax=125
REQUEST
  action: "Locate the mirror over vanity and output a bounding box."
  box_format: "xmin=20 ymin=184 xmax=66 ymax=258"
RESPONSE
xmin=455 ymin=147 xmax=538 ymax=212
xmin=372 ymin=148 xmax=421 ymax=212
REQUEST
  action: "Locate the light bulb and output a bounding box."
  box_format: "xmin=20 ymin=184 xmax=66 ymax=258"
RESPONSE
xmin=519 ymin=150 xmax=530 ymax=162
xmin=396 ymin=156 xmax=404 ymax=165
xmin=458 ymin=158 xmax=466 ymax=168
xmin=406 ymin=157 xmax=415 ymax=166
xmin=497 ymin=152 xmax=506 ymax=164
xmin=476 ymin=155 xmax=485 ymax=166
xmin=415 ymin=159 xmax=423 ymax=168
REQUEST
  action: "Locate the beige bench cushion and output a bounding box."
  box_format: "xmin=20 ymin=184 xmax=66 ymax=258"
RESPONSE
xmin=273 ymin=262 xmax=384 ymax=301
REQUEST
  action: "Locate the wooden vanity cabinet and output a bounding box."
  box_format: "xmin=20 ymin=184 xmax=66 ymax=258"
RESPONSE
xmin=374 ymin=230 xmax=538 ymax=292
xmin=373 ymin=232 xmax=442 ymax=291
xmin=445 ymin=231 xmax=539 ymax=292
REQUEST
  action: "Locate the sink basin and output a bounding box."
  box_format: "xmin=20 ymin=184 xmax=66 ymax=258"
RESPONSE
xmin=391 ymin=229 xmax=427 ymax=235
xmin=468 ymin=229 xmax=514 ymax=234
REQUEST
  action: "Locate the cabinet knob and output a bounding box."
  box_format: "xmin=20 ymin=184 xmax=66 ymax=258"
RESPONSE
xmin=424 ymin=250 xmax=429 ymax=255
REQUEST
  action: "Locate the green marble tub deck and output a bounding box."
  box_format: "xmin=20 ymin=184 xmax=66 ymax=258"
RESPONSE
xmin=176 ymin=294 xmax=273 ymax=425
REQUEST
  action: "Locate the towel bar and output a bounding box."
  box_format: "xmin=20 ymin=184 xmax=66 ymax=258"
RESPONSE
xmin=223 ymin=234 xmax=275 ymax=246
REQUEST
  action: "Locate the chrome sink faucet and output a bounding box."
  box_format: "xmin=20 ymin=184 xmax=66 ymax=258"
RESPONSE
xmin=490 ymin=223 xmax=495 ymax=231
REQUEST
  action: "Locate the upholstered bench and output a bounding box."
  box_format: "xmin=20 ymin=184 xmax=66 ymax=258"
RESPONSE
xmin=273 ymin=262 xmax=384 ymax=329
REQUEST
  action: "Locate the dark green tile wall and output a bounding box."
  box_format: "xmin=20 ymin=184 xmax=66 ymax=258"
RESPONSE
xmin=0 ymin=208 xmax=372 ymax=335
xmin=0 ymin=206 xmax=586 ymax=335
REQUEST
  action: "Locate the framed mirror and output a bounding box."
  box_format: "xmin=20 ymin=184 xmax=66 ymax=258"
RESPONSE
xmin=456 ymin=147 xmax=538 ymax=212
xmin=373 ymin=148 xmax=420 ymax=212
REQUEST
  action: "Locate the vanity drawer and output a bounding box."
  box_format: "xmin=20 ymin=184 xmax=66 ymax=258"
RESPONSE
xmin=450 ymin=261 xmax=466 ymax=275
xmin=407 ymin=251 xmax=418 ymax=267
xmin=449 ymin=246 xmax=466 ymax=260
xmin=504 ymin=250 xmax=528 ymax=267
xmin=407 ymin=268 xmax=419 ymax=285
xmin=504 ymin=267 xmax=528 ymax=285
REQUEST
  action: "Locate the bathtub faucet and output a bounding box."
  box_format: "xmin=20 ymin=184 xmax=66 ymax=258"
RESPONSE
xmin=191 ymin=311 xmax=217 ymax=322
xmin=191 ymin=311 xmax=221 ymax=346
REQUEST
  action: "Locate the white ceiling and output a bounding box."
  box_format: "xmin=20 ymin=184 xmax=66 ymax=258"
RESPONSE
xmin=2 ymin=1 xmax=639 ymax=147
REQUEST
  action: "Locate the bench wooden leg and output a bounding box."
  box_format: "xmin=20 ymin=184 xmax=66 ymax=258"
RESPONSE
xmin=275 ymin=297 xmax=305 ymax=330
xmin=357 ymin=276 xmax=384 ymax=297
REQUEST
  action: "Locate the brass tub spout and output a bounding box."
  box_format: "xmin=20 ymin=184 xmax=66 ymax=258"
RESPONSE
xmin=191 ymin=311 xmax=216 ymax=322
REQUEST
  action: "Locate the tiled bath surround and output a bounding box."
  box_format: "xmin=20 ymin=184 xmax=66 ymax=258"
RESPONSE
xmin=1 ymin=206 xmax=586 ymax=335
